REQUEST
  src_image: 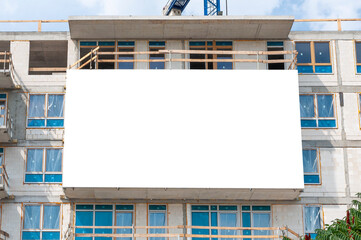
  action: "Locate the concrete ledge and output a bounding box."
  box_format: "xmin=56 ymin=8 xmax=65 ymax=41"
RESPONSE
xmin=68 ymin=16 xmax=294 ymax=40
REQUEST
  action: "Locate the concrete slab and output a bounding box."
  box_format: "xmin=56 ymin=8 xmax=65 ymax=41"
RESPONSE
xmin=0 ymin=72 xmax=15 ymax=88
xmin=68 ymin=16 xmax=294 ymax=40
xmin=63 ymin=187 xmax=302 ymax=200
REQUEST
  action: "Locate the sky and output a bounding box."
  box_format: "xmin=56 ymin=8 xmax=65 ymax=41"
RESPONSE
xmin=0 ymin=0 xmax=361 ymax=31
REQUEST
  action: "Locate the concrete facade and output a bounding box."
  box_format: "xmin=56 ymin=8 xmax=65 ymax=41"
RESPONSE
xmin=0 ymin=17 xmax=360 ymax=240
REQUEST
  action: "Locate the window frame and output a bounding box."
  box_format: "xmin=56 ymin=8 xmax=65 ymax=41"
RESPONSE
xmin=303 ymin=148 xmax=322 ymax=185
xmin=148 ymin=41 xmax=166 ymax=70
xmin=0 ymin=93 xmax=7 ymax=128
xmin=147 ymin=204 xmax=168 ymax=240
xmin=190 ymin=205 xmax=271 ymax=238
xmin=355 ymin=41 xmax=361 ymax=74
xmin=75 ymin=204 xmax=135 ymax=238
xmin=22 ymin=203 xmax=62 ymax=240
xmin=27 ymin=93 xmax=65 ymax=129
xmin=299 ymin=93 xmax=338 ymax=129
xmin=303 ymin=205 xmax=323 ymax=239
xmin=295 ymin=41 xmax=333 ymax=74
xmin=241 ymin=205 xmax=271 ymax=237
xmin=118 ymin=41 xmax=135 ymax=70
xmin=24 ymin=147 xmax=63 ymax=184
xmin=188 ymin=41 xmax=233 ymax=70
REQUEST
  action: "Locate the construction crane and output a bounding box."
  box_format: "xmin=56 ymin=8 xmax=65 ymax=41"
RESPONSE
xmin=163 ymin=0 xmax=224 ymax=16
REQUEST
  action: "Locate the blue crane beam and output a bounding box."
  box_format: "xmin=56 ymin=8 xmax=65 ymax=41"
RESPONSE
xmin=165 ymin=0 xmax=191 ymax=16
xmin=204 ymin=0 xmax=220 ymax=16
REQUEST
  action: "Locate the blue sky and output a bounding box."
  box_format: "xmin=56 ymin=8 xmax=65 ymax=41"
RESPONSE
xmin=0 ymin=0 xmax=361 ymax=31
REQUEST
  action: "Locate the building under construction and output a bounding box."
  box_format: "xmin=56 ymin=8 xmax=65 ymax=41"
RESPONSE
xmin=0 ymin=11 xmax=361 ymax=240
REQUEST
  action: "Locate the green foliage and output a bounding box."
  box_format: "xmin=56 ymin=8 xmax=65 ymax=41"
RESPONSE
xmin=315 ymin=193 xmax=361 ymax=240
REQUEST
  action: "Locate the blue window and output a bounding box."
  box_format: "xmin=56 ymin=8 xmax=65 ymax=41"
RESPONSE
xmin=356 ymin=42 xmax=361 ymax=73
xmin=118 ymin=41 xmax=135 ymax=69
xmin=299 ymin=94 xmax=336 ymax=128
xmin=304 ymin=206 xmax=322 ymax=239
xmin=25 ymin=148 xmax=63 ymax=184
xmin=28 ymin=94 xmax=64 ymax=128
xmin=191 ymin=205 xmax=239 ymax=240
xmin=296 ymin=41 xmax=332 ymax=74
xmin=189 ymin=41 xmax=233 ymax=70
xmin=22 ymin=204 xmax=61 ymax=240
xmin=303 ymin=149 xmax=321 ymax=184
xmin=149 ymin=205 xmax=166 ymax=240
xmin=241 ymin=206 xmax=271 ymax=239
xmin=75 ymin=204 xmax=134 ymax=240
xmin=0 ymin=93 xmax=7 ymax=127
xmin=149 ymin=42 xmax=166 ymax=69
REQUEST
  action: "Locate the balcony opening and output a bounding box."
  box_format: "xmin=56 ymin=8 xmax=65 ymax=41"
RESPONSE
xmin=267 ymin=42 xmax=285 ymax=70
xmin=29 ymin=41 xmax=67 ymax=75
xmin=0 ymin=41 xmax=10 ymax=71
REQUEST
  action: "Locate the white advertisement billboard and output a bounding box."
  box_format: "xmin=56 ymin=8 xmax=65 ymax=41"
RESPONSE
xmin=64 ymin=70 xmax=303 ymax=190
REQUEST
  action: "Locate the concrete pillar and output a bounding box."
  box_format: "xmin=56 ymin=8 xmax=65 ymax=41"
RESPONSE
xmin=10 ymin=41 xmax=30 ymax=78
xmin=166 ymin=41 xmax=184 ymax=69
xmin=67 ymin=39 xmax=79 ymax=69
xmin=136 ymin=41 xmax=148 ymax=69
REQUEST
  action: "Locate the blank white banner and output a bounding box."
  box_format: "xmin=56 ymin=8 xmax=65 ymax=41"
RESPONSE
xmin=64 ymin=70 xmax=304 ymax=189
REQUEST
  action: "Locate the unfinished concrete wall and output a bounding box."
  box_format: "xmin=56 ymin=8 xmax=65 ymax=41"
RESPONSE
xmin=233 ymin=41 xmax=267 ymax=70
xmin=323 ymin=205 xmax=347 ymax=225
xmin=272 ymin=205 xmax=303 ymax=236
xmin=301 ymin=148 xmax=346 ymax=198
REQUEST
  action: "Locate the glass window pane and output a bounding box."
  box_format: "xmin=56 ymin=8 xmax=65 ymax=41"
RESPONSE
xmin=304 ymin=207 xmax=321 ymax=232
xmin=23 ymin=231 xmax=41 ymax=240
xmin=191 ymin=212 xmax=209 ymax=237
xmin=241 ymin=212 xmax=251 ymax=238
xmin=42 ymin=231 xmax=60 ymax=240
xmin=252 ymin=213 xmax=270 ymax=237
xmin=116 ymin=212 xmax=133 ymax=240
xmin=301 ymin=120 xmax=317 ymax=128
xmin=317 ymin=95 xmax=334 ymax=118
xmin=299 ymin=95 xmax=315 ymax=118
xmin=27 ymin=119 xmax=46 ymax=127
xmin=27 ymin=149 xmax=43 ymax=172
xmin=318 ymin=119 xmax=336 ymax=128
xmin=25 ymin=174 xmax=43 ymax=183
xmin=24 ymin=205 xmax=41 ymax=229
xmin=48 ymin=95 xmax=64 ymax=117
xmin=314 ymin=42 xmax=330 ymax=63
xmin=357 ymin=42 xmax=361 ymax=63
xmin=46 ymin=149 xmax=62 ymax=172
xmin=76 ymin=211 xmax=93 ymax=226
xmin=149 ymin=212 xmax=166 ymax=240
xmin=298 ymin=66 xmax=314 ymax=74
xmin=43 ymin=205 xmax=60 ymax=229
xmin=29 ymin=95 xmax=45 ymax=118
xmin=219 ymin=213 xmax=238 ymax=239
xmin=44 ymin=174 xmax=62 ymax=183
xmin=315 ymin=65 xmax=332 ymax=73
xmin=296 ymin=43 xmax=311 ymax=63
xmin=303 ymin=150 xmax=318 ymax=173
xmin=304 ymin=175 xmax=320 ymax=184
xmin=95 ymin=211 xmax=113 ymax=229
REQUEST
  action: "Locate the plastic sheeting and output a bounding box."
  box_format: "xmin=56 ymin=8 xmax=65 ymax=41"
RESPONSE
xmin=304 ymin=206 xmax=321 ymax=233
